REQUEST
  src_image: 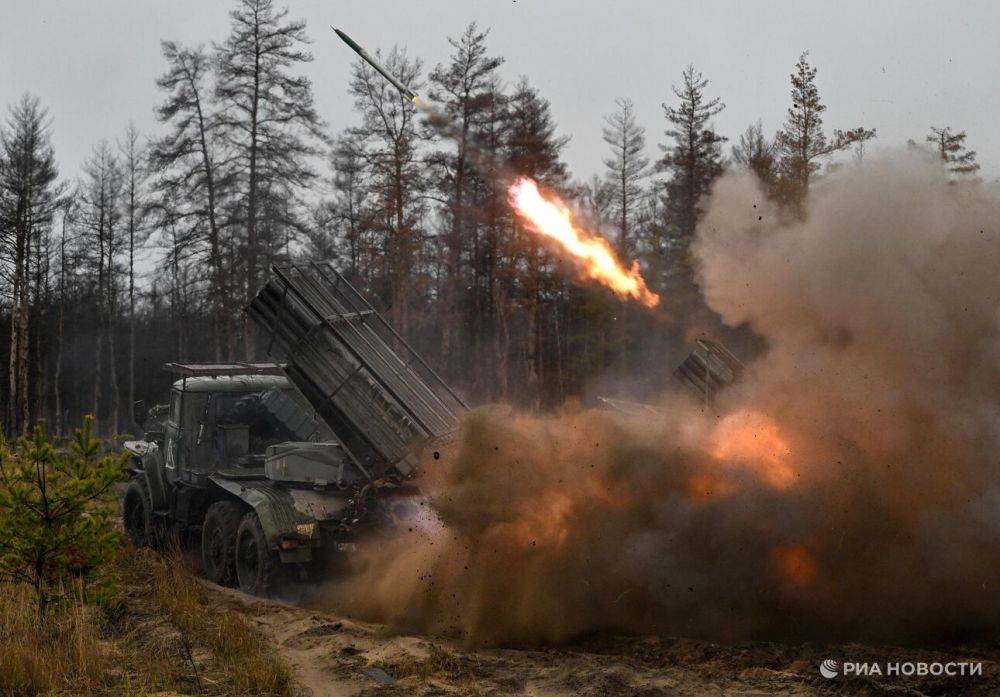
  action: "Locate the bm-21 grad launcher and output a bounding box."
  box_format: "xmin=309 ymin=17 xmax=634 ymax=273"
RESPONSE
xmin=122 ymin=262 xmax=466 ymax=596
xmin=247 ymin=262 xmax=467 ymax=484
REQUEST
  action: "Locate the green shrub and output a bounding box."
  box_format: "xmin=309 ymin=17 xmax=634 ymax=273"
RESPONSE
xmin=0 ymin=417 xmax=125 ymax=620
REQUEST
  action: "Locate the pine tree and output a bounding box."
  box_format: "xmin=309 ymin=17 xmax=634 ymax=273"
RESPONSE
xmin=654 ymin=64 xmax=725 ymax=322
xmin=428 ymin=23 xmax=505 ymax=376
xmin=0 ymin=418 xmax=124 ymax=620
xmin=77 ymin=142 xmax=124 ymax=435
xmin=506 ymin=79 xmax=569 ymax=408
xmin=927 ymin=126 xmax=979 ymax=175
xmin=731 ymin=120 xmax=777 ymax=187
xmin=307 ymin=133 xmax=370 ymax=280
xmin=52 ymin=197 xmax=75 ymax=436
xmin=215 ymin=0 xmax=326 ymax=354
xmin=580 ymin=174 xmax=613 ymax=226
xmin=0 ymin=95 xmax=63 ymax=435
xmin=348 ymin=45 xmax=428 ymax=337
xmin=658 ymin=65 xmax=725 ymax=242
xmin=507 ymin=79 xmax=569 ymax=187
xmin=465 ymin=80 xmax=512 ymax=400
xmin=118 ymin=124 xmax=148 ymax=429
xmin=152 ymin=41 xmax=234 ymax=358
xmin=602 ymin=97 xmax=650 ymax=258
xmin=774 ymin=53 xmax=875 ymax=206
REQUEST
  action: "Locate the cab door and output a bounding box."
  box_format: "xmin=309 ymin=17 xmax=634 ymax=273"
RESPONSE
xmin=163 ymin=389 xmax=183 ymax=485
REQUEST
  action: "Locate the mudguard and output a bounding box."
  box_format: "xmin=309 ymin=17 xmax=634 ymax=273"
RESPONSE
xmin=208 ymin=475 xmax=351 ymax=549
xmin=123 ymin=440 xmax=169 ymax=511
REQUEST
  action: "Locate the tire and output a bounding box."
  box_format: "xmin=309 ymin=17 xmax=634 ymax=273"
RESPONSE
xmin=122 ymin=478 xmax=153 ymax=547
xmin=235 ymin=511 xmax=282 ymax=596
xmin=200 ymin=501 xmax=243 ymax=586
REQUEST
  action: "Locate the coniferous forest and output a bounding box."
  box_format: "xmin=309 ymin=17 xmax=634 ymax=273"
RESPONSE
xmin=0 ymin=0 xmax=979 ymax=437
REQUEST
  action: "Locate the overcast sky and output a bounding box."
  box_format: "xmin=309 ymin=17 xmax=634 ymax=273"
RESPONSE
xmin=2 ymin=0 xmax=999 ymax=185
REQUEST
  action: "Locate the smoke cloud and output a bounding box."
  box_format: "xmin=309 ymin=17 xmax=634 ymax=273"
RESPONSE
xmin=327 ymin=152 xmax=1000 ymax=645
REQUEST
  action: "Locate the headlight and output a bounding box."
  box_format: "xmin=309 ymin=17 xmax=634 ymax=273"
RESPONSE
xmin=295 ymin=522 xmax=316 ymax=538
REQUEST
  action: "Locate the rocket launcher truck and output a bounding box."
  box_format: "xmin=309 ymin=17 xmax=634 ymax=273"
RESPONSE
xmin=122 ymin=263 xmax=467 ymax=595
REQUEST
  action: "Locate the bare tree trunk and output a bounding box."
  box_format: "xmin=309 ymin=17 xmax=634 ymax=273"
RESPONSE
xmin=54 ymin=219 xmax=66 ymax=435
xmin=128 ymin=188 xmax=136 ymax=429
xmin=198 ymin=114 xmax=231 ymax=361
xmin=7 ymin=190 xmax=30 ymax=434
xmin=441 ymin=131 xmax=468 ymax=376
xmin=92 ymin=204 xmax=106 ymax=431
xmin=31 ymin=225 xmax=49 ymax=428
xmin=243 ymin=35 xmax=262 ymax=359
xmin=92 ymin=331 xmax=103 ymax=428
xmin=15 ymin=206 xmax=33 ymax=433
xmin=170 ymin=223 xmax=187 ymax=360
xmin=8 ymin=238 xmax=24 ymax=434
xmin=493 ymin=284 xmax=509 ymax=402
xmin=553 ymin=302 xmax=564 ymax=402
xmin=526 ymin=298 xmax=539 ymax=409
xmin=106 ymin=293 xmax=120 ymax=435
xmin=392 ymin=156 xmax=409 ymax=338
xmin=120 ymin=123 xmax=147 ymax=426
xmin=524 ymin=230 xmax=542 ymax=411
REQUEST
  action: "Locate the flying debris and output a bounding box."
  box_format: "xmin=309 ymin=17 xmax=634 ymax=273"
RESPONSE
xmin=333 ymin=27 xmax=419 ymax=103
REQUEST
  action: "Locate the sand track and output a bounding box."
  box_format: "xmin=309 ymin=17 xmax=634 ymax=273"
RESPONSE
xmin=204 ymin=583 xmax=999 ymax=696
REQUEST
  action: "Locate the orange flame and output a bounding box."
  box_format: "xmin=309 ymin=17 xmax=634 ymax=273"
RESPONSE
xmin=508 ymin=178 xmax=660 ymax=308
xmin=495 ymin=473 xmax=631 ymax=550
xmin=710 ymin=410 xmax=797 ymax=490
xmin=773 ymin=544 xmax=818 ymax=587
xmin=685 ymin=471 xmax=738 ymax=504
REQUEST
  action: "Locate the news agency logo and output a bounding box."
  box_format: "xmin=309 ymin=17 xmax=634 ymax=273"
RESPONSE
xmin=819 ymin=658 xmax=983 ymax=679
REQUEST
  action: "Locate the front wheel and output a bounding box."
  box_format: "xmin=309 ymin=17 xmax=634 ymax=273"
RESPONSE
xmin=235 ymin=512 xmax=282 ymax=596
xmin=122 ymin=478 xmax=153 ymax=547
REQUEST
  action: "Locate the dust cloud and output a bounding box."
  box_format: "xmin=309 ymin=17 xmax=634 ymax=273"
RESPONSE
xmin=327 ymin=152 xmax=1000 ymax=645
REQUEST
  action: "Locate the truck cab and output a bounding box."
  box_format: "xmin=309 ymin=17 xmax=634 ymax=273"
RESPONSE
xmin=158 ymin=371 xmax=318 ymax=474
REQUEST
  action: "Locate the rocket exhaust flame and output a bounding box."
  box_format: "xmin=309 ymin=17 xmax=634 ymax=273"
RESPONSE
xmin=508 ymin=178 xmax=660 ymax=307
xmin=334 ymin=28 xmax=661 ymax=308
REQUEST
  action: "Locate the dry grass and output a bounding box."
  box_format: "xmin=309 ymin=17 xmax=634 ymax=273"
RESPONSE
xmin=0 ymin=579 xmax=178 ymax=695
xmin=382 ymin=643 xmax=488 ymax=694
xmin=0 ymin=547 xmax=294 ymax=696
xmin=149 ymin=551 xmax=294 ymax=696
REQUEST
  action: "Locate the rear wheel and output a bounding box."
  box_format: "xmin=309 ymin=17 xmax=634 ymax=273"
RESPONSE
xmin=122 ymin=478 xmax=153 ymax=547
xmin=235 ymin=511 xmax=281 ymax=596
xmin=200 ymin=501 xmax=243 ymax=585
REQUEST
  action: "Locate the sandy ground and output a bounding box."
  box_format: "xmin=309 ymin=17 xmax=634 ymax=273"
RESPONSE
xmin=203 ymin=584 xmax=1000 ymax=696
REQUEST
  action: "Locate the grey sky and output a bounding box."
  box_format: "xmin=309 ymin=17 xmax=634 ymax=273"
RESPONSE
xmin=2 ymin=0 xmax=999 ymax=186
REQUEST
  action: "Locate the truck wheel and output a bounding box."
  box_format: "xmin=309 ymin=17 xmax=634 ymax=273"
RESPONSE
xmin=235 ymin=512 xmax=281 ymax=596
xmin=123 ymin=478 xmax=153 ymax=547
xmin=201 ymin=501 xmax=242 ymax=586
